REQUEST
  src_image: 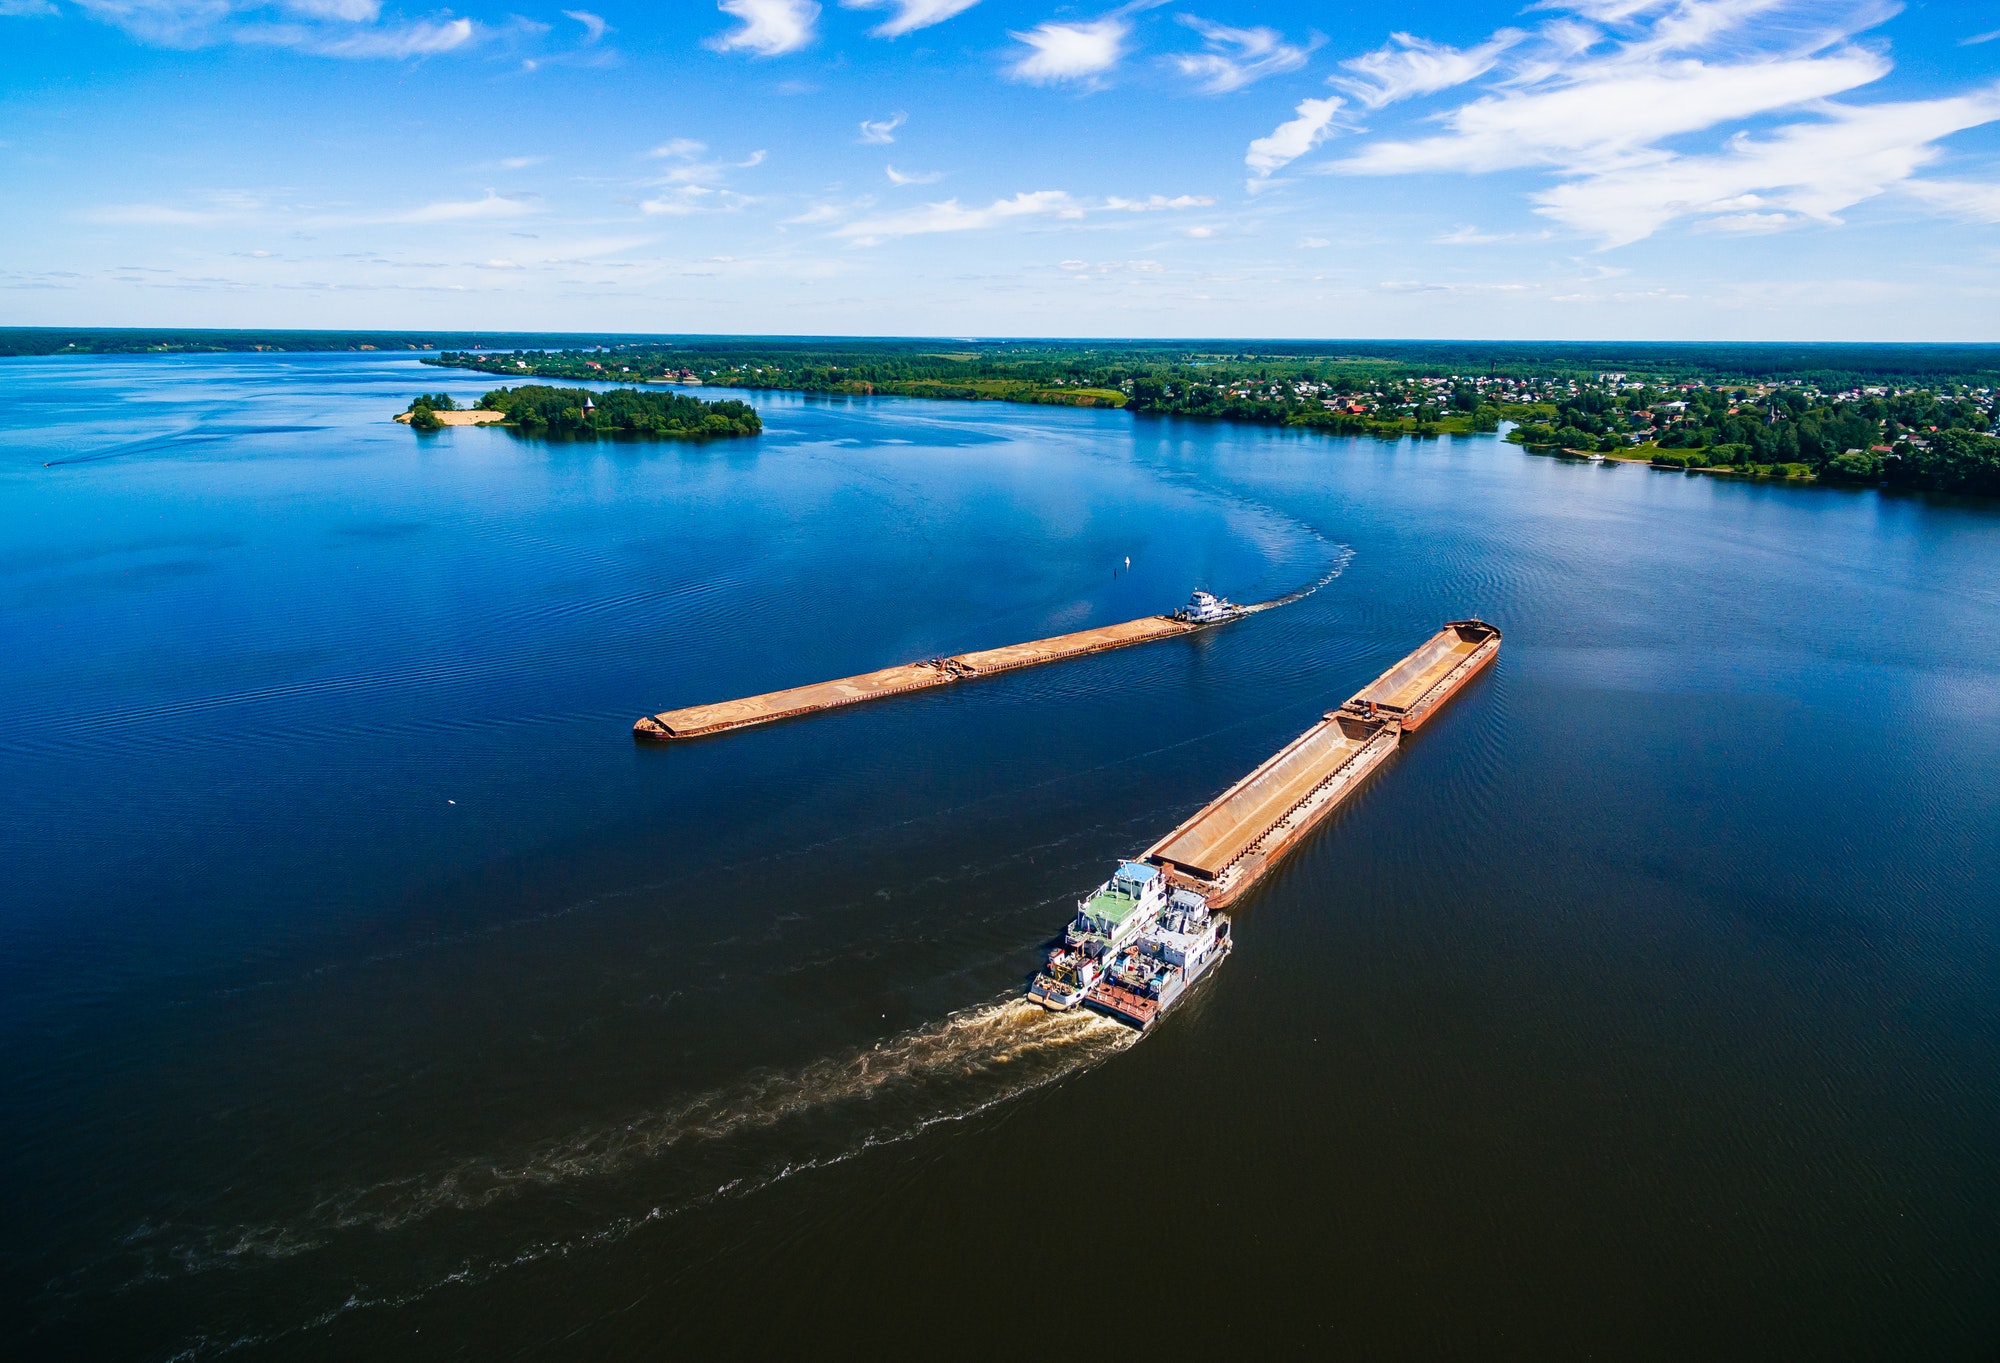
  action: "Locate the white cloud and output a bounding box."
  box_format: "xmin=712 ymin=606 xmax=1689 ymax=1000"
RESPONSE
xmin=1378 ymin=278 xmax=1531 ymax=294
xmin=1103 ymin=194 xmax=1214 ymax=210
xmin=394 ymin=191 xmax=538 ymax=223
xmin=58 ymin=0 xmax=479 ymax=56
xmin=1332 ymin=30 xmax=1523 ymax=108
xmin=637 ymin=135 xmax=764 ymax=214
xmin=275 ymin=0 xmax=379 ymax=17
xmin=709 ymin=0 xmax=818 ymax=56
xmin=842 ymin=0 xmax=979 ymax=39
xmin=1058 ymin=258 xmax=1167 ymax=274
xmin=641 ymin=185 xmax=755 ymax=215
xmin=1296 ymin=235 xmax=1330 ymax=247
xmin=0 ymin=0 xmax=59 ymax=14
xmin=1172 ymin=16 xmax=1318 ymax=94
xmin=86 ymin=190 xmax=538 ymax=227
xmin=310 ymin=16 xmax=471 ymax=57
xmin=1961 ymin=28 xmax=2000 ymax=47
xmin=859 ymin=111 xmax=906 ymax=144
xmin=840 ymin=190 xmax=1083 ymax=241
xmin=1334 ymin=46 xmax=1890 ymax=176
xmin=1009 ymin=15 xmax=1129 ymax=84
xmin=562 ymin=8 xmax=607 ymax=42
xmin=642 ymin=187 xmax=714 ymax=216
xmin=886 ymin=165 xmax=943 ymax=185
xmin=1245 ymin=96 xmax=1344 ymax=178
xmin=1316 ymin=1 xmax=2000 ymax=246
xmin=836 ymin=187 xmax=1207 ymax=239
xmin=1531 ymin=89 xmax=2000 ymax=245
xmin=1696 ymin=212 xmax=1796 ymax=233
xmin=1904 ymin=178 xmax=2000 ymax=222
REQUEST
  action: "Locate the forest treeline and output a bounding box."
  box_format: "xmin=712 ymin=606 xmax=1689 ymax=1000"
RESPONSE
xmin=405 ymin=385 xmax=760 ymax=439
xmin=426 ymin=343 xmax=2000 ymax=492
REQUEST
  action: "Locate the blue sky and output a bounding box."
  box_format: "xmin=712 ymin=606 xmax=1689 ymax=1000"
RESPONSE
xmin=3 ymin=0 xmax=1998 ymax=338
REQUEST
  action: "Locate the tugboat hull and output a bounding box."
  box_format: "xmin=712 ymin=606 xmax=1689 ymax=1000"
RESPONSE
xmin=1083 ymin=917 xmax=1232 ymax=1032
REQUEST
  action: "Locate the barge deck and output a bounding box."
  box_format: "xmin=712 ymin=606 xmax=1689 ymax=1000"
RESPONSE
xmin=637 ymin=614 xmax=1202 ymax=741
xmin=1345 ymin=618 xmax=1502 ymax=730
xmin=1144 ymin=619 xmax=1500 ymax=906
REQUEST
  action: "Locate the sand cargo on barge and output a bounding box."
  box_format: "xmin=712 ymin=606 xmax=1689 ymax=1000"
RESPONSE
xmin=1029 ymin=619 xmax=1499 ymax=1031
xmin=635 ymin=590 xmax=1254 ymax=741
xmin=1146 ymin=619 xmax=1500 ymax=908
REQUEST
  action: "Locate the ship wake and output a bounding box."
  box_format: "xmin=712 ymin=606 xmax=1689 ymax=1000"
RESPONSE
xmin=96 ymin=994 xmax=1137 ymax=1340
xmin=315 ymin=996 xmax=1133 ymax=1234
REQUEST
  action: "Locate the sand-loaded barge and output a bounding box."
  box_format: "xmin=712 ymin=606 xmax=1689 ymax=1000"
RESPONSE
xmin=1144 ymin=619 xmax=1500 ymax=907
xmin=1028 ymin=618 xmax=1500 ymax=1028
xmin=635 ymin=590 xmax=1255 ymax=741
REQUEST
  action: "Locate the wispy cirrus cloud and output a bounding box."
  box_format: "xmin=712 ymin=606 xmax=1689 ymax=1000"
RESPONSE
xmin=1245 ymin=96 xmax=1345 ymax=179
xmin=51 ymin=0 xmax=479 ymax=57
xmin=1058 ymin=258 xmax=1166 ymax=274
xmin=1530 ymin=89 xmax=2000 ymax=244
xmin=842 ymin=0 xmax=978 ymax=39
xmin=708 ymin=0 xmax=818 ymax=56
xmin=85 ymin=189 xmax=539 ymax=227
xmin=642 ymin=185 xmax=755 ymax=216
xmin=393 ymin=190 xmax=538 ymax=223
xmin=841 ymin=190 xmax=1083 ymax=242
xmin=1904 ymin=177 xmax=2000 ymax=222
xmin=562 ymin=8 xmax=606 ymax=41
xmin=638 ymin=137 xmax=765 ymax=215
xmin=301 ymin=15 xmax=471 ymax=56
xmin=1008 ymin=12 xmax=1131 ymax=85
xmin=837 ymin=187 xmax=1208 ymax=242
xmin=859 ymin=112 xmax=906 ymax=144
xmin=1103 ymin=193 xmax=1214 ymax=211
xmin=885 ymin=165 xmax=943 ymax=185
xmin=1330 ymin=29 xmax=1524 ymax=108
xmin=1171 ymin=16 xmax=1319 ymax=94
xmin=1308 ymin=0 xmax=2000 ymax=246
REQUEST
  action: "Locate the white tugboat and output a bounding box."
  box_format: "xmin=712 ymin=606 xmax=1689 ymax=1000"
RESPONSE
xmin=1084 ymin=888 xmax=1232 ymax=1031
xmin=1175 ymin=589 xmax=1244 ymax=625
xmin=1029 ymin=862 xmax=1171 ymax=1010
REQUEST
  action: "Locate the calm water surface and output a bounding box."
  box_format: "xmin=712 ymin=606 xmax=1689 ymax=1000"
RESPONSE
xmin=2 ymin=354 xmax=1996 ymax=1359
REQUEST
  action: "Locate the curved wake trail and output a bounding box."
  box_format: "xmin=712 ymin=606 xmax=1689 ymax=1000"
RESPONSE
xmin=1249 ymin=543 xmax=1356 ymax=613
xmin=310 ymin=997 xmax=1133 ymax=1235
xmin=92 ymin=997 xmax=1137 ymax=1358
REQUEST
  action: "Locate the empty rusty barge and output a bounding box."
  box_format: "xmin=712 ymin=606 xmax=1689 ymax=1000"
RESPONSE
xmin=635 ymin=593 xmax=1265 ymax=741
xmin=1144 ymin=619 xmax=1500 ymax=907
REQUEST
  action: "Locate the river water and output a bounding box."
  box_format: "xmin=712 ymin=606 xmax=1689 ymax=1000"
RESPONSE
xmin=2 ymin=354 xmax=1996 ymax=1359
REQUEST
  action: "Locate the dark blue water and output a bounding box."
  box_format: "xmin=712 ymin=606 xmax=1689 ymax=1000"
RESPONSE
xmin=2 ymin=355 xmax=1996 ymax=1359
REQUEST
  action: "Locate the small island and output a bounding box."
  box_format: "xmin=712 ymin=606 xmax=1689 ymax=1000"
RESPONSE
xmin=398 ymin=386 xmax=761 ymax=440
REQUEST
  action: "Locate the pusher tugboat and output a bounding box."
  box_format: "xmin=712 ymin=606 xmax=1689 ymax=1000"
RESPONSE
xmin=1029 ymin=862 xmax=1171 ymax=1010
xmin=1082 ymin=888 xmax=1231 ymax=1032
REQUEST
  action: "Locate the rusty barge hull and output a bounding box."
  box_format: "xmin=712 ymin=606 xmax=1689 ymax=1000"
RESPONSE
xmin=1144 ymin=619 xmax=1500 ymax=907
xmin=635 ymin=613 xmax=1207 ymax=741
xmin=1345 ymin=619 xmax=1501 ymax=730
